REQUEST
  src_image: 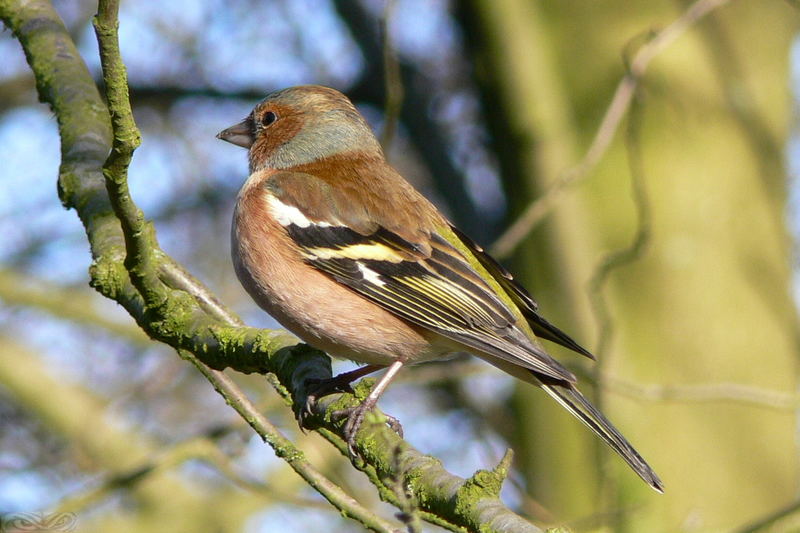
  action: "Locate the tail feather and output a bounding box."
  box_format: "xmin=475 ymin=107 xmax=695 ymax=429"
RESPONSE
xmin=527 ymin=313 xmax=595 ymax=360
xmin=540 ymin=381 xmax=664 ymax=493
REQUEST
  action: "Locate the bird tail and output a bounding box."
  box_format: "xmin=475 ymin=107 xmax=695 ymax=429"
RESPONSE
xmin=539 ymin=380 xmax=664 ymax=493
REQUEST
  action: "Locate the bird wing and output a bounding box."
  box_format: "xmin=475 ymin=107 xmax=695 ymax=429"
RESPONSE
xmin=262 ymin=171 xmax=576 ymax=383
xmin=447 ymin=225 xmax=595 ymax=359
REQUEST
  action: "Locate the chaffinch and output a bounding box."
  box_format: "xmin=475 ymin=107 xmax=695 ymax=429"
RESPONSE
xmin=217 ymin=85 xmax=663 ymax=492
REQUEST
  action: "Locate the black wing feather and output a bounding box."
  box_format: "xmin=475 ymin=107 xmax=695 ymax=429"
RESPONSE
xmin=448 ymin=225 xmax=595 ymax=359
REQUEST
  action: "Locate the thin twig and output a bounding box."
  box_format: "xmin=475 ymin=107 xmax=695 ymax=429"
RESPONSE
xmin=605 ymin=378 xmax=800 ymax=412
xmin=442 ymin=362 xmax=800 ymax=412
xmin=380 ymin=0 xmax=403 ymax=151
xmin=565 ymin=361 xmax=800 ymax=411
xmin=55 ymin=433 xmax=331 ymax=515
xmin=159 ymin=258 xmax=244 ymax=326
xmin=589 ymin=92 xmax=650 ymax=516
xmin=186 ymin=355 xmax=401 ymax=533
xmin=490 ymin=0 xmax=732 ymax=259
xmin=589 ymin=93 xmax=651 ymax=400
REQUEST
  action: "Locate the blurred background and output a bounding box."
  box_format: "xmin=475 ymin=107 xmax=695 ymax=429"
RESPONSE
xmin=1 ymin=0 xmax=799 ymax=531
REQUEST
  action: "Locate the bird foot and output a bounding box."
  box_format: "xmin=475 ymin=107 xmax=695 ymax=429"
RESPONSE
xmin=332 ymin=399 xmax=404 ymax=455
xmin=298 ymin=375 xmax=357 ymax=429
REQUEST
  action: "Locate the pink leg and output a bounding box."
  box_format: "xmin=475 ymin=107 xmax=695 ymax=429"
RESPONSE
xmin=333 ymin=360 xmax=405 ymax=454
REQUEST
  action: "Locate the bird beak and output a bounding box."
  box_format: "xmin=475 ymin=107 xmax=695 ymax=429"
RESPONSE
xmin=216 ymin=118 xmax=254 ymax=148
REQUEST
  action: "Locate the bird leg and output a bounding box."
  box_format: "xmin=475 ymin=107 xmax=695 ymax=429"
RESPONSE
xmin=332 ymin=360 xmax=405 ymax=454
xmin=301 ymin=364 xmax=384 ymax=425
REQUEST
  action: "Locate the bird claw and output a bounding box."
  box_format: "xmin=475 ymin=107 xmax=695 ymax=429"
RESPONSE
xmin=384 ymin=413 xmax=403 ymax=437
xmin=332 ymin=401 xmax=404 ymax=456
xmin=296 ymin=364 xmax=403 ymax=455
xmin=297 ymin=375 xmax=357 ymax=429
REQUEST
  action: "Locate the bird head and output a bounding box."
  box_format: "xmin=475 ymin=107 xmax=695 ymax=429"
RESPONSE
xmin=217 ymin=85 xmax=383 ymax=172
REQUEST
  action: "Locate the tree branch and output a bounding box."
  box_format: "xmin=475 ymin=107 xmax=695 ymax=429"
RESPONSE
xmin=1 ymin=1 xmax=547 ymax=531
xmin=94 ymin=0 xmax=164 ymax=306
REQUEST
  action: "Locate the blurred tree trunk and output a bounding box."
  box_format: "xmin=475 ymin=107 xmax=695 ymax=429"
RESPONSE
xmin=458 ymin=0 xmax=800 ymax=530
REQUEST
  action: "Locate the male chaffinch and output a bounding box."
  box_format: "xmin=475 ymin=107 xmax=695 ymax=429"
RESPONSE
xmin=217 ymin=85 xmax=663 ymax=492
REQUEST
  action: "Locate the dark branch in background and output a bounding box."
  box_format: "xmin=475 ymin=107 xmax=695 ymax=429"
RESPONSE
xmin=0 ymin=0 xmax=549 ymax=531
xmin=379 ymin=0 xmax=403 ymax=150
xmin=332 ymin=0 xmax=494 ymax=242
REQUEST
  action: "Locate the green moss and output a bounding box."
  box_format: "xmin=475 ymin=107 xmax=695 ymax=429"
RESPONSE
xmin=446 ymin=468 xmax=511 ymax=532
xmin=468 ymin=469 xmax=504 ymax=497
xmin=351 ymin=378 xmax=376 ymax=401
xmin=210 ymin=324 xmax=248 ymax=350
xmin=89 ymin=253 xmax=128 ymax=299
xmin=147 ymin=291 xmax=194 ymax=334
xmin=56 ymin=170 xmax=81 ymax=209
xmin=256 ymin=329 xmax=299 ymax=355
xmin=274 ymin=445 xmax=306 ymax=463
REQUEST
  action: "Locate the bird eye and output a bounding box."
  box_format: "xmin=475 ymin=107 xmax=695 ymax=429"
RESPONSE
xmin=262 ymin=111 xmax=278 ymax=126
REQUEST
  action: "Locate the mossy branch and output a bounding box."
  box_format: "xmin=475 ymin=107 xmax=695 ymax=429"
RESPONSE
xmin=0 ymin=1 xmax=548 ymax=531
xmin=94 ymin=0 xmax=163 ymax=306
